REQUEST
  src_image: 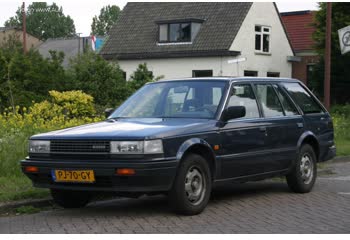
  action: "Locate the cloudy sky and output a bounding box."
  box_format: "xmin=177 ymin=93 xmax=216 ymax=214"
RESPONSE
xmin=0 ymin=0 xmax=319 ymax=36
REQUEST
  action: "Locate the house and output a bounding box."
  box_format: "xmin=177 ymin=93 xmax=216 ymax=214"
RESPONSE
xmin=37 ymin=36 xmax=105 ymax=67
xmin=281 ymin=11 xmax=318 ymax=84
xmin=0 ymin=26 xmax=42 ymax=48
xmin=100 ymin=2 xmax=295 ymax=80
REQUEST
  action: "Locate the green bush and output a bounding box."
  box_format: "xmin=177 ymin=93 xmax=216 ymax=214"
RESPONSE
xmin=331 ymin=105 xmax=350 ymax=156
xmin=0 ymin=91 xmax=102 ymax=178
xmin=67 ymin=51 xmax=128 ymax=107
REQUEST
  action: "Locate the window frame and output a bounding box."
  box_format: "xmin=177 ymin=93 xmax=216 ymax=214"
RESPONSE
xmin=255 ymin=25 xmax=271 ymax=54
xmin=253 ymin=83 xmax=285 ymax=118
xmin=158 ymin=22 xmax=192 ymax=43
xmin=280 ymin=82 xmax=327 ymax=115
xmin=221 ymin=82 xmax=262 ymax=121
xmin=272 ymin=84 xmax=301 ymax=116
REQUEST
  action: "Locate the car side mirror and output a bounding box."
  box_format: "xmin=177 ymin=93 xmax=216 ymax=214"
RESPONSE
xmin=222 ymin=106 xmax=246 ymax=122
xmin=104 ymin=108 xmax=114 ymax=118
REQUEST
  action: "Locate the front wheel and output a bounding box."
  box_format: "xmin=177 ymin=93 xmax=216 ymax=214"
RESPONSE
xmin=169 ymin=153 xmax=212 ymax=215
xmin=51 ymin=189 xmax=91 ymax=208
xmin=286 ymin=144 xmax=317 ymax=193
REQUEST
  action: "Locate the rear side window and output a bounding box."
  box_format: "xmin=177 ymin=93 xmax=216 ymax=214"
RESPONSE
xmin=282 ymin=83 xmax=324 ymax=114
xmin=273 ymin=85 xmax=299 ymax=116
xmin=228 ymin=84 xmax=260 ymax=119
xmin=254 ymin=84 xmax=284 ymax=117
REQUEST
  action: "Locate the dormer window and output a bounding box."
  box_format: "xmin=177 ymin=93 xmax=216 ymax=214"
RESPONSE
xmin=157 ymin=19 xmax=203 ymax=43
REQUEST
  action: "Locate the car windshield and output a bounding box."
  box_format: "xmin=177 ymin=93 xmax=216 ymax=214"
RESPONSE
xmin=110 ymin=80 xmax=228 ymax=119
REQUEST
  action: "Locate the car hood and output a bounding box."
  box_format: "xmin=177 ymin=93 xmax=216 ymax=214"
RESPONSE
xmin=31 ymin=118 xmax=217 ymax=140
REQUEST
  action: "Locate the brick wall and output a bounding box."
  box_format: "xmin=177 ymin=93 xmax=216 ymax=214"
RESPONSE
xmin=292 ymin=55 xmax=320 ymax=84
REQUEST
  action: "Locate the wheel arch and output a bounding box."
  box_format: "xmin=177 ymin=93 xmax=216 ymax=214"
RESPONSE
xmin=176 ymin=138 xmax=217 ymax=180
xmin=297 ymin=131 xmax=320 ymax=161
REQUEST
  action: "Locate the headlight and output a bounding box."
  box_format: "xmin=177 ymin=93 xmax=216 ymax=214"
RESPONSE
xmin=29 ymin=140 xmax=50 ymax=153
xmin=110 ymin=140 xmax=163 ymax=154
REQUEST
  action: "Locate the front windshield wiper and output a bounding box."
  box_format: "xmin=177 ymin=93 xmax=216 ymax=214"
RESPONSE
xmin=105 ymin=117 xmax=128 ymax=122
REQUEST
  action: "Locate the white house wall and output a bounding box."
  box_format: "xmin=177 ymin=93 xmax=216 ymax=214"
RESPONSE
xmin=117 ymin=2 xmax=293 ymax=80
xmin=117 ymin=56 xmax=248 ymax=80
xmin=229 ymin=2 xmax=294 ymax=77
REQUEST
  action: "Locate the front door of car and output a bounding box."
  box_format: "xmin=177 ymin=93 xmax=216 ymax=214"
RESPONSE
xmin=218 ymin=83 xmax=269 ymax=179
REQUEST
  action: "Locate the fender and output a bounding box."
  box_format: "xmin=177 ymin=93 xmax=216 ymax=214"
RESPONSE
xmin=297 ymin=131 xmax=319 ymax=152
xmin=176 ymin=138 xmax=215 ymax=161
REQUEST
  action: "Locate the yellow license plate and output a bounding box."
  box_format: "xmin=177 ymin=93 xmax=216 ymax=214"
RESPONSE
xmin=52 ymin=170 xmax=95 ymax=183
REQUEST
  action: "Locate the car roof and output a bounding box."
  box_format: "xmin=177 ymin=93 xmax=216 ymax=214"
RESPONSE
xmin=155 ymin=77 xmax=301 ymax=83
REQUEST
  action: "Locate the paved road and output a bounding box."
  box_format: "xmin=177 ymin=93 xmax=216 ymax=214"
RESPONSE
xmin=1 ymin=160 xmax=350 ymax=233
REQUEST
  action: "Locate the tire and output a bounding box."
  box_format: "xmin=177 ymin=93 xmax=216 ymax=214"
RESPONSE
xmin=51 ymin=189 xmax=91 ymax=208
xmin=169 ymin=153 xmax=212 ymax=215
xmin=286 ymin=144 xmax=317 ymax=193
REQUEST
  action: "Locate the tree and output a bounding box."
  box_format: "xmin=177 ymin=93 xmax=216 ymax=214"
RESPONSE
xmin=310 ymin=3 xmax=350 ymax=104
xmin=128 ymin=63 xmax=161 ymax=92
xmin=0 ymin=35 xmax=69 ymax=110
xmin=4 ymin=2 xmax=76 ymax=40
xmin=67 ymin=51 xmax=128 ymax=107
xmin=91 ymin=5 xmax=121 ymax=36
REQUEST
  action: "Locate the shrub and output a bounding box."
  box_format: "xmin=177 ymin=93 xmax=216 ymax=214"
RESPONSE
xmin=0 ymin=91 xmax=102 ymax=178
xmin=67 ymin=51 xmax=127 ymax=107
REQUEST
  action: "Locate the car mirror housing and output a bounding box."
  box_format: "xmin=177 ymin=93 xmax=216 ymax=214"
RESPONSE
xmin=222 ymin=106 xmax=246 ymax=122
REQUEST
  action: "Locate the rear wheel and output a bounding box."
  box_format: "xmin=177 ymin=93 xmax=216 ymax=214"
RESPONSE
xmin=169 ymin=153 xmax=212 ymax=215
xmin=286 ymin=144 xmax=317 ymax=193
xmin=51 ymin=189 xmax=91 ymax=208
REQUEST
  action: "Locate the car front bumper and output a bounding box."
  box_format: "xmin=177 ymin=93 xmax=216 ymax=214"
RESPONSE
xmin=20 ymin=157 xmax=178 ymax=193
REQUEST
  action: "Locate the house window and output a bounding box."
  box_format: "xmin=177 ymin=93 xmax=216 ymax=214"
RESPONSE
xmin=158 ymin=21 xmax=202 ymax=43
xmin=244 ymin=70 xmax=258 ymax=77
xmin=122 ymin=71 xmax=127 ymax=81
xmin=255 ymin=25 xmax=271 ymax=53
xmin=267 ymin=72 xmax=280 ymax=77
xmin=192 ymin=70 xmax=213 ymax=77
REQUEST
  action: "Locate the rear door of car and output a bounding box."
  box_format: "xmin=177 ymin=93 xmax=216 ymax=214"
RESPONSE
xmin=281 ymin=82 xmax=333 ymax=159
xmin=252 ymin=82 xmax=303 ymax=172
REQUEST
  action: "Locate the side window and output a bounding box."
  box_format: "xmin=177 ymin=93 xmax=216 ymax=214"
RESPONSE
xmin=228 ymin=84 xmax=260 ymax=119
xmin=254 ymin=84 xmax=284 ymax=117
xmin=282 ymin=83 xmax=324 ymax=114
xmin=273 ymin=85 xmax=299 ymax=116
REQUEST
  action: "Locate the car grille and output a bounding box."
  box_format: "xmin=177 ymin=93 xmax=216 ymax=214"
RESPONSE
xmin=50 ymin=140 xmax=110 ymax=153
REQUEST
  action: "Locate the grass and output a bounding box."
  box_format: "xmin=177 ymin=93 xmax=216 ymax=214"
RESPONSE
xmin=15 ymin=205 xmax=40 ymax=214
xmin=0 ymin=176 xmax=49 ymax=202
xmin=334 ymin=138 xmax=350 ymax=156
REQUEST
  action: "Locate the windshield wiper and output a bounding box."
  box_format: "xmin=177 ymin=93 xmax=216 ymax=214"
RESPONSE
xmin=105 ymin=117 xmax=127 ymax=122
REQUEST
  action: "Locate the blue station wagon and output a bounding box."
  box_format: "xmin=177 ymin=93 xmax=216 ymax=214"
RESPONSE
xmin=21 ymin=77 xmax=336 ymax=215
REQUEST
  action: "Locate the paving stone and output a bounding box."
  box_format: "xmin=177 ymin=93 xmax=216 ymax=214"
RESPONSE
xmin=1 ymin=161 xmax=350 ymax=233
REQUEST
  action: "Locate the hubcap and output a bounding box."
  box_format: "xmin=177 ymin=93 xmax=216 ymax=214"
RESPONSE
xmin=185 ymin=167 xmax=206 ymax=205
xmin=300 ymin=154 xmax=314 ymax=184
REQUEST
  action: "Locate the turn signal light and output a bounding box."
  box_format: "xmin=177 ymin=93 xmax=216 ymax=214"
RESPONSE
xmin=25 ymin=166 xmax=39 ymax=173
xmin=116 ymin=168 xmax=135 ymax=176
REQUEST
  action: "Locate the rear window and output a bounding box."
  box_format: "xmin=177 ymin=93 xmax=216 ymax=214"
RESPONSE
xmin=282 ymin=83 xmax=324 ymax=114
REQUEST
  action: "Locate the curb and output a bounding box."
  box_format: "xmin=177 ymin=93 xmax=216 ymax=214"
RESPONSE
xmin=0 ymin=198 xmax=53 ymax=213
xmin=328 ymin=155 xmax=350 ymax=163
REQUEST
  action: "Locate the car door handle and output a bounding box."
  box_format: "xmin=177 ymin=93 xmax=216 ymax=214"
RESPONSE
xmin=297 ymin=122 xmax=304 ymax=128
xmin=259 ymin=126 xmax=267 ymax=132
